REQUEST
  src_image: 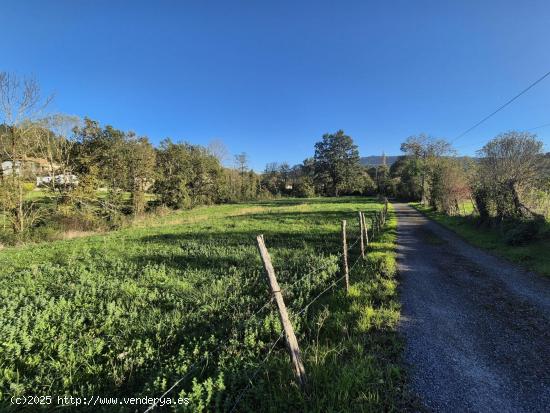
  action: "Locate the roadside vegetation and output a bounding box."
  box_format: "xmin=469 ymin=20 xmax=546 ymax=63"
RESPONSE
xmin=411 ymin=202 xmax=550 ymax=277
xmin=0 ymin=197 xmax=409 ymax=412
xmin=376 ymin=132 xmax=549 ymax=276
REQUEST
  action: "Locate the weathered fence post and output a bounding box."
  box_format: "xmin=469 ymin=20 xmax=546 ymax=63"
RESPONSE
xmin=362 ymin=212 xmax=369 ymax=247
xmin=359 ymin=212 xmax=365 ymax=258
xmin=341 ymin=220 xmax=349 ymax=292
xmin=256 ymin=235 xmax=307 ymax=388
xmin=371 ymin=214 xmax=376 ymax=239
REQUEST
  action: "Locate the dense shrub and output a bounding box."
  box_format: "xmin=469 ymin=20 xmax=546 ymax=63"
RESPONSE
xmin=504 ymin=220 xmax=542 ymax=246
xmin=292 ymin=179 xmax=316 ymax=198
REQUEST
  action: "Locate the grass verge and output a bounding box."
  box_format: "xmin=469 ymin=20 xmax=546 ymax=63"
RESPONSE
xmin=410 ymin=202 xmax=550 ymax=277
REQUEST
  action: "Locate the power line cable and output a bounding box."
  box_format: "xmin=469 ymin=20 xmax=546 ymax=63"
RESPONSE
xmin=452 ymin=70 xmax=550 ymax=143
xmin=528 ymin=122 xmax=550 ymax=131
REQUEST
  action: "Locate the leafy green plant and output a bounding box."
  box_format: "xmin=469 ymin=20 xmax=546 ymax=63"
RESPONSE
xmin=0 ymin=198 xmax=408 ymax=412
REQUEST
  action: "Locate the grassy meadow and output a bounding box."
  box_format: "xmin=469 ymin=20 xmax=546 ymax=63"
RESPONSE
xmin=411 ymin=203 xmax=550 ymax=277
xmin=0 ymin=197 xmax=410 ymax=412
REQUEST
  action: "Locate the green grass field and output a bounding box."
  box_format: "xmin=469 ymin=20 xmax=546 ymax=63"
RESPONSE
xmin=0 ymin=197 xmax=410 ymax=412
xmin=411 ymin=203 xmax=550 ymax=277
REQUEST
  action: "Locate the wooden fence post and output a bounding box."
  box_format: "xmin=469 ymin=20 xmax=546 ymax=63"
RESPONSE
xmin=359 ymin=212 xmax=365 ymax=259
xmin=256 ymin=235 xmax=307 ymax=388
xmin=341 ymin=220 xmax=349 ymax=292
xmin=371 ymin=214 xmax=376 ymax=239
xmin=362 ymin=212 xmax=369 ymax=247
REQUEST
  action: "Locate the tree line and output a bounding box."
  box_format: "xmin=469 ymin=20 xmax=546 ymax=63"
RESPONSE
xmin=377 ymin=132 xmax=549 ymax=244
xmin=0 ymin=73 xmax=271 ymax=240
xmin=1 ymin=72 xmax=548 ymax=244
xmin=0 ymin=73 xmax=371 ymax=241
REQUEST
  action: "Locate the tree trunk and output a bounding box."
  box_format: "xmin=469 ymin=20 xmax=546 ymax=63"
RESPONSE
xmin=420 ymin=173 xmax=426 ymax=205
xmin=509 ymin=181 xmax=523 ymax=218
xmin=16 ymin=180 xmax=24 ymax=234
xmin=473 ymin=189 xmax=490 ymax=223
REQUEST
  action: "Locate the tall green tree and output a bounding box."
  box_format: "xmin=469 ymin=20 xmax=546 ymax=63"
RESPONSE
xmin=400 ymin=134 xmax=453 ymax=204
xmin=154 ymin=139 xmax=223 ymax=208
xmin=388 ymin=156 xmax=423 ymax=200
xmin=313 ymin=130 xmax=361 ymax=196
xmin=126 ymin=135 xmax=156 ymax=215
xmin=72 ymin=119 xmax=132 ymax=219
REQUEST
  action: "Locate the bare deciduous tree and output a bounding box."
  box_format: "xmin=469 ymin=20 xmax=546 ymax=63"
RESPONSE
xmin=207 ymin=139 xmax=230 ymax=165
xmin=0 ymin=72 xmax=53 ymax=234
xmin=34 ymin=114 xmax=81 ymax=197
xmin=476 ymin=131 xmax=545 ymax=220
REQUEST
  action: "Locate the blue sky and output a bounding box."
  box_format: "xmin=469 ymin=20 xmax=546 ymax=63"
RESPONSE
xmin=2 ymin=0 xmax=549 ymax=170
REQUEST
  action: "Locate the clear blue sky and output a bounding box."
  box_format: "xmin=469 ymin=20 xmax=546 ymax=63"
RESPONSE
xmin=2 ymin=0 xmax=549 ymax=170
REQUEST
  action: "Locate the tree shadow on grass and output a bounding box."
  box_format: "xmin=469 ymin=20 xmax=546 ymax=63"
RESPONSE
xmin=136 ymin=204 xmax=395 ymax=276
xmin=250 ymin=196 xmax=381 ymax=207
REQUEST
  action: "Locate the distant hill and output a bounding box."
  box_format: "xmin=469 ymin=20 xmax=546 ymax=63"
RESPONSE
xmin=360 ymin=155 xmax=400 ymax=167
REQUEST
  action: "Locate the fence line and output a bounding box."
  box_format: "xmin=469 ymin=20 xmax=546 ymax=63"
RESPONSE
xmin=228 ymin=251 xmax=367 ymax=412
xmin=347 ymin=235 xmax=361 ymax=251
xmin=144 ymin=204 xmax=390 ymax=412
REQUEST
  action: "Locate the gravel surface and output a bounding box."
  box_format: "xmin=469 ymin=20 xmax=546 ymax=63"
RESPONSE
xmin=395 ymin=203 xmax=550 ymax=413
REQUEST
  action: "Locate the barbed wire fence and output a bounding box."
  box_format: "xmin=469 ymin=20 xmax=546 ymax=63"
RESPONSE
xmin=145 ymin=199 xmax=390 ymax=413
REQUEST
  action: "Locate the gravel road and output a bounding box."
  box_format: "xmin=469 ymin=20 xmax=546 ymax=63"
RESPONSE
xmin=395 ymin=203 xmax=550 ymax=413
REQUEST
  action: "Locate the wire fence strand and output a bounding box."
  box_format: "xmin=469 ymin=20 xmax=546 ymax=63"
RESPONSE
xmin=145 ymin=208 xmax=387 ymax=412
xmin=144 ymin=293 xmax=276 ymax=412
xmin=227 ymin=252 xmax=367 ymax=412
xmin=227 ymin=331 xmax=286 ymax=413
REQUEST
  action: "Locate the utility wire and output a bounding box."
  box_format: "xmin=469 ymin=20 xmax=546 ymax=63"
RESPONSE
xmin=452 ymin=70 xmax=550 ymax=143
xmin=528 ymin=122 xmax=550 ymax=131
xmin=451 ymin=119 xmax=550 ymax=152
